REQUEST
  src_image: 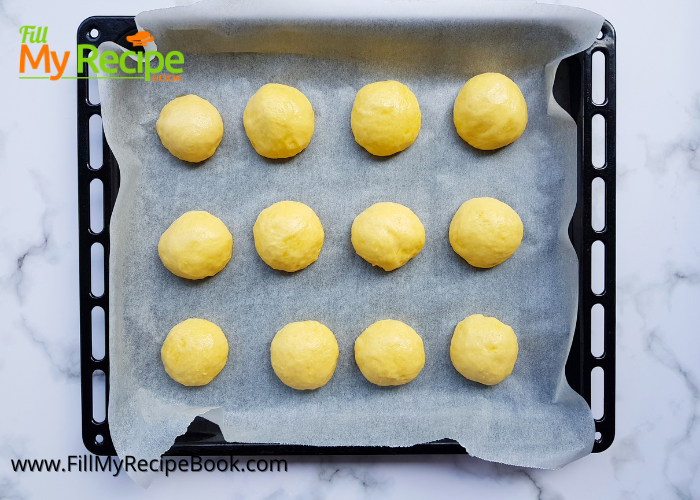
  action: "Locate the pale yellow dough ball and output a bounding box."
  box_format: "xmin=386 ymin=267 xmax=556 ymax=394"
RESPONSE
xmin=270 ymin=321 xmax=339 ymax=390
xmin=243 ymin=83 xmax=315 ymax=159
xmin=351 ymin=202 xmax=425 ymax=272
xmin=253 ymin=201 xmax=324 ymax=272
xmin=450 ymin=314 xmax=518 ymax=385
xmin=351 ymin=80 xmax=421 ymax=156
xmin=449 ymin=197 xmax=523 ymax=268
xmin=156 ymin=94 xmax=224 ymax=162
xmin=158 ymin=211 xmax=233 ymax=280
xmin=453 ymin=73 xmax=528 ymax=150
xmin=355 ymin=319 xmax=425 ymax=386
xmin=161 ymin=318 xmax=229 ymax=386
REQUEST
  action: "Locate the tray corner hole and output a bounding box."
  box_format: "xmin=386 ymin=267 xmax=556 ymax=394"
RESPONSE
xmin=591 ymin=240 xmax=605 ymax=295
xmin=591 ymin=366 xmax=604 ymax=420
xmin=92 ymin=370 xmax=106 ymax=424
xmin=91 ymin=306 xmax=106 ymax=361
xmin=95 ymin=434 xmax=104 ymax=446
xmin=90 ymin=178 xmax=104 ymax=234
xmin=90 ymin=243 xmax=105 ymax=298
xmin=592 ymin=51 xmax=606 ymax=105
xmin=595 ymin=431 xmax=602 ymax=442
xmin=592 ymin=114 xmax=606 ymax=169
xmin=591 ymin=177 xmax=606 ymax=232
xmin=89 ymin=114 xmax=103 ymax=170
xmin=88 ymin=28 xmax=100 ymax=41
xmin=591 ymin=303 xmax=605 ymax=357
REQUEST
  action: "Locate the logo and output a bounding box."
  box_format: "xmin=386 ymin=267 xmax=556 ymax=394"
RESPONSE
xmin=125 ymin=31 xmax=154 ymax=47
xmin=19 ymin=25 xmax=184 ymax=82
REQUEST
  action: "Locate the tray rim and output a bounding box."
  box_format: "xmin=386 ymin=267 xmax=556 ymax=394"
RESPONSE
xmin=77 ymin=15 xmax=616 ymax=457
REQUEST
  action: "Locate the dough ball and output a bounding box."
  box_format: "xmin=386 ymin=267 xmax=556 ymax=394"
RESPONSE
xmin=270 ymin=321 xmax=339 ymax=390
xmin=453 ymin=73 xmax=528 ymax=150
xmin=156 ymin=94 xmax=224 ymax=162
xmin=161 ymin=318 xmax=229 ymax=386
xmin=449 ymin=197 xmax=523 ymax=268
xmin=351 ymin=202 xmax=425 ymax=272
xmin=243 ymin=83 xmax=315 ymax=159
xmin=158 ymin=211 xmax=233 ymax=280
xmin=351 ymin=80 xmax=421 ymax=156
xmin=450 ymin=314 xmax=518 ymax=385
xmin=253 ymin=201 xmax=324 ymax=272
xmin=354 ymin=319 xmax=425 ymax=386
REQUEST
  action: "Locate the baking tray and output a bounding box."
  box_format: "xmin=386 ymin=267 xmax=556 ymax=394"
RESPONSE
xmin=77 ymin=16 xmax=616 ymax=457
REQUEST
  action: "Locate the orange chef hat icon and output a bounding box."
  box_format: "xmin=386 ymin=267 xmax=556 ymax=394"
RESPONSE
xmin=126 ymin=31 xmax=154 ymax=47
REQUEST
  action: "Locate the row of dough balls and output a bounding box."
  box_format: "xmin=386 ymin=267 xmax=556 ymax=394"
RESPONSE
xmin=156 ymin=73 xmax=528 ymax=162
xmin=158 ymin=197 xmax=524 ymax=278
xmin=161 ymin=315 xmax=519 ymax=389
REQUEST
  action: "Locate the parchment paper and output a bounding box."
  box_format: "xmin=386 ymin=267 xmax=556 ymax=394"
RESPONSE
xmin=100 ymin=0 xmax=604 ymax=486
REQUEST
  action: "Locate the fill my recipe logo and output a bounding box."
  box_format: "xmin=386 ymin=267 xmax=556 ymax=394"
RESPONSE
xmin=18 ymin=25 xmax=184 ymax=81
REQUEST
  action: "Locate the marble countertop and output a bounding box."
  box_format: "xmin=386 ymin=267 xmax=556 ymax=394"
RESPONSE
xmin=1 ymin=0 xmax=699 ymax=497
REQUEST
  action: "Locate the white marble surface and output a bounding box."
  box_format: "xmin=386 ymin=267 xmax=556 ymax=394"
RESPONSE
xmin=0 ymin=0 xmax=699 ymax=497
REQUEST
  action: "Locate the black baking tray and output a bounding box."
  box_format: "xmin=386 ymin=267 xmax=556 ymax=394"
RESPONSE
xmin=78 ymin=16 xmax=616 ymax=457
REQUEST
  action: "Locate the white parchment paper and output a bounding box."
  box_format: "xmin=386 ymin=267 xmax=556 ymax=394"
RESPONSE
xmin=100 ymin=0 xmax=604 ymax=485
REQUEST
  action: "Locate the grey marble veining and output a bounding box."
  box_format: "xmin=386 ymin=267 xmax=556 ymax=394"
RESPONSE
xmin=1 ymin=0 xmax=699 ymax=497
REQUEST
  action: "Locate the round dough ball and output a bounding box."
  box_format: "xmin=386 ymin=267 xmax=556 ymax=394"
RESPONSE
xmin=351 ymin=80 xmax=421 ymax=156
xmin=355 ymin=319 xmax=425 ymax=386
xmin=450 ymin=314 xmax=518 ymax=385
xmin=253 ymin=201 xmax=324 ymax=272
xmin=351 ymin=202 xmax=425 ymax=272
xmin=158 ymin=211 xmax=233 ymax=280
xmin=453 ymin=73 xmax=528 ymax=150
xmin=449 ymin=197 xmax=523 ymax=268
xmin=161 ymin=318 xmax=229 ymax=386
xmin=156 ymin=94 xmax=224 ymax=162
xmin=243 ymin=83 xmax=315 ymax=159
xmin=270 ymin=321 xmax=339 ymax=390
